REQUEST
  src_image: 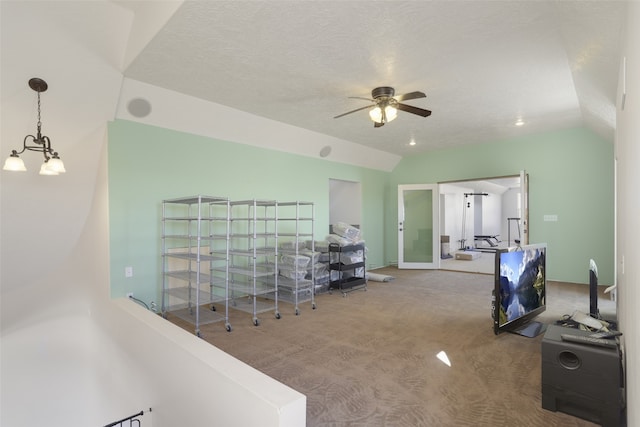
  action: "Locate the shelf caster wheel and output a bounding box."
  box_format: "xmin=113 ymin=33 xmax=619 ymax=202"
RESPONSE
xmin=312 ymin=303 xmax=317 ymax=310
xmin=211 ymin=305 xmax=216 ymax=311
xmin=253 ymin=318 xmax=260 ymax=326
xmin=295 ymin=308 xmax=300 ymax=316
xmin=196 ymin=330 xmax=201 ymax=338
xmin=275 ymin=312 xmax=281 ymax=320
xmin=225 ymin=324 xmax=232 ymax=332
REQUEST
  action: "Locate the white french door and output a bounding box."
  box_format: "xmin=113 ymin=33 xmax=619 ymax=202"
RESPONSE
xmin=398 ymin=184 xmax=439 ymax=269
xmin=520 ymin=170 xmax=529 ymax=246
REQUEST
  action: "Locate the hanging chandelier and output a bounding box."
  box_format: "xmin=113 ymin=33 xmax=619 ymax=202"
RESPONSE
xmin=3 ymin=78 xmax=66 ymax=175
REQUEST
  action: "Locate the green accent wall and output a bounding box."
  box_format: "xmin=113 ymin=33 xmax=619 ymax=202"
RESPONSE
xmin=388 ymin=127 xmax=614 ymax=285
xmin=108 ymin=120 xmax=389 ymax=304
xmin=109 ymin=121 xmax=614 ymax=305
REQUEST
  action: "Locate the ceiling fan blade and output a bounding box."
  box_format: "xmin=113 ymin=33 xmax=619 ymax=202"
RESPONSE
xmin=348 ymin=96 xmax=374 ymax=101
xmin=334 ymin=105 xmax=372 ymax=119
xmin=394 ymin=91 xmax=426 ymax=102
xmin=396 ymin=103 xmax=432 ymax=117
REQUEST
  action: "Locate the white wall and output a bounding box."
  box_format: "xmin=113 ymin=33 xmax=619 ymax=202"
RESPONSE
xmin=501 ymin=188 xmax=521 ymax=246
xmin=2 ymin=313 xmax=123 ymax=426
xmin=616 ymin=3 xmax=640 ymax=425
xmin=102 ymin=299 xmax=306 ymax=427
xmin=329 ymin=178 xmax=362 ymax=228
xmin=473 ymin=194 xmax=483 ymax=234
xmin=1 ymin=303 xmax=306 ymax=427
xmin=480 ymin=193 xmax=501 ymax=237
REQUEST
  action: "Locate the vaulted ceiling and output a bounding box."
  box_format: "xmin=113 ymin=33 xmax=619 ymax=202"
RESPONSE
xmin=1 ymin=1 xmax=628 ymax=165
xmin=121 ymin=1 xmax=626 ymax=157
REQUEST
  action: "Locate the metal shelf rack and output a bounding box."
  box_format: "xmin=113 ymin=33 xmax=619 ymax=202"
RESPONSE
xmin=225 ymin=199 xmax=280 ymax=326
xmin=328 ymin=242 xmax=367 ymax=296
xmin=276 ymin=201 xmax=316 ymax=314
xmin=161 ymin=195 xmax=231 ymax=336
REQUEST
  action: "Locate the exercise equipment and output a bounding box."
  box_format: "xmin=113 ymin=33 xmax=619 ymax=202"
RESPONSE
xmin=459 ymin=192 xmax=488 ymax=250
xmin=474 ymin=235 xmax=500 ymax=247
xmin=507 ymin=217 xmax=521 ymax=247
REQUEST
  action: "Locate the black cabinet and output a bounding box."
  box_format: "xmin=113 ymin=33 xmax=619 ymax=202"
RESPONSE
xmin=328 ymin=243 xmax=366 ymax=295
xmin=541 ymin=324 xmax=624 ymax=426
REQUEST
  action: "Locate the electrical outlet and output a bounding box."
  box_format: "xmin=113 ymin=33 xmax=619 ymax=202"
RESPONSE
xmin=125 ymin=266 xmax=133 ymax=278
xmin=126 ymin=292 xmax=133 ymax=298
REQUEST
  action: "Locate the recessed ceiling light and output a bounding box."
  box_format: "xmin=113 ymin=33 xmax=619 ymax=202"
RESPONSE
xmin=515 ymin=119 xmax=525 ymax=127
xmin=409 ymin=140 xmax=416 ymax=146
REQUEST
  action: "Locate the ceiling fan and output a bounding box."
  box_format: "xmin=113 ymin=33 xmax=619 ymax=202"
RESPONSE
xmin=334 ymin=86 xmax=432 ymax=127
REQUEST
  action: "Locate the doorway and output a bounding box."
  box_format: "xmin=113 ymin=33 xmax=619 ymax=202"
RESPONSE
xmin=329 ymin=179 xmax=361 ymax=232
xmin=438 ymin=173 xmax=528 ymax=274
xmin=397 ymin=184 xmax=440 ymax=269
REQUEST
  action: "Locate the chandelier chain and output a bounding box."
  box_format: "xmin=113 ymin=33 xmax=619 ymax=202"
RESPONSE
xmin=37 ymin=90 xmax=42 ymax=133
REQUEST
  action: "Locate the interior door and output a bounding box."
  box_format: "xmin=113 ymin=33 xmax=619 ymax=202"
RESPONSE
xmin=398 ymin=184 xmax=439 ymax=269
xmin=520 ymin=170 xmax=529 ymax=245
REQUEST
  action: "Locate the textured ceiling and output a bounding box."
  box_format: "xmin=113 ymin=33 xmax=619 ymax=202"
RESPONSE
xmin=123 ymin=2 xmax=624 ymax=157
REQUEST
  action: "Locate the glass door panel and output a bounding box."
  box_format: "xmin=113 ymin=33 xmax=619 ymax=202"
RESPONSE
xmin=398 ymin=184 xmax=439 ymax=269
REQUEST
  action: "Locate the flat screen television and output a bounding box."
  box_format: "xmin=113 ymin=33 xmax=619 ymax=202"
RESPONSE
xmin=492 ymin=243 xmax=547 ymax=337
xmin=589 ymin=258 xmax=599 ymax=319
xmin=588 ymin=259 xmax=618 ymax=329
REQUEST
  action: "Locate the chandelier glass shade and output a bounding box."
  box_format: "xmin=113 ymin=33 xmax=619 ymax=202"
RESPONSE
xmin=3 ymin=152 xmax=27 ymax=171
xmin=3 ymin=78 xmax=65 ymax=175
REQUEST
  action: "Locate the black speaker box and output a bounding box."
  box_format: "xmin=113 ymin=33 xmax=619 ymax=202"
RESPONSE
xmin=541 ymin=324 xmax=625 ymax=426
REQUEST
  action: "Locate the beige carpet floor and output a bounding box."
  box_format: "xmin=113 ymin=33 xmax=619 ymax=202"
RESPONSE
xmin=168 ymin=267 xmax=616 ymax=427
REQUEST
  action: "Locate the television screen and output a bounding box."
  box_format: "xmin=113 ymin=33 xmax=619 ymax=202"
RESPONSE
xmin=589 ymin=259 xmax=599 ymax=319
xmin=493 ymin=243 xmax=547 ymax=337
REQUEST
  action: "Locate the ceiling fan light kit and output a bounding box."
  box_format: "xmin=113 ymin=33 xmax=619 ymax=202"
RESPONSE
xmin=335 ymin=86 xmax=432 ymax=128
xmin=369 ymin=104 xmax=398 ymax=124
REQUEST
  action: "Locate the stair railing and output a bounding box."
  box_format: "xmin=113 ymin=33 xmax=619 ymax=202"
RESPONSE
xmin=103 ymin=409 xmax=148 ymax=427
